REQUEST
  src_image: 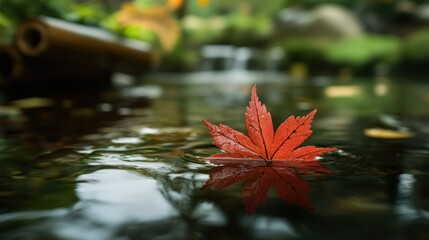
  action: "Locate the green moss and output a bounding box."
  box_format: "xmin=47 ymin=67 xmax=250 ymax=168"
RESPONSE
xmin=324 ymin=35 xmax=401 ymax=67
xmin=272 ymin=38 xmax=334 ymax=63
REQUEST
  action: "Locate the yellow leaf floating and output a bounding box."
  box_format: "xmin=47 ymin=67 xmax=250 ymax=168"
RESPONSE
xmin=364 ymin=128 xmax=415 ymax=139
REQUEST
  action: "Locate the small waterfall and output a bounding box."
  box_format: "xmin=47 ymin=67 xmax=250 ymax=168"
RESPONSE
xmin=200 ymin=45 xmax=284 ymax=72
xmin=200 ymin=45 xmax=235 ymax=71
xmin=231 ymin=47 xmax=253 ymax=71
xmin=265 ymin=47 xmax=285 ymax=72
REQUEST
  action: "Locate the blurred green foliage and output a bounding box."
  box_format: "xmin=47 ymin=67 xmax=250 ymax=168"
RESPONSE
xmin=68 ymin=2 xmax=108 ymax=25
xmin=0 ymin=0 xmax=111 ymax=42
xmin=0 ymin=12 xmax=12 ymax=42
xmin=0 ymin=0 xmax=72 ymax=21
xmin=223 ymin=13 xmax=272 ymax=45
xmin=0 ymin=0 xmax=429 ymax=74
xmin=325 ymin=35 xmax=401 ymax=67
xmin=272 ymin=38 xmax=332 ymax=64
xmin=0 ymin=0 xmax=71 ymax=41
xmin=403 ymin=29 xmax=429 ymax=61
xmin=132 ymin=0 xmax=159 ymax=9
xmin=271 ymin=34 xmax=402 ymax=72
xmin=182 ymin=16 xmax=224 ymax=43
xmin=103 ymin=14 xmax=160 ymax=48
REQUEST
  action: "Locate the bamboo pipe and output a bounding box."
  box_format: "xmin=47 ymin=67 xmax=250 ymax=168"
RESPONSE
xmin=15 ymin=17 xmax=156 ymax=75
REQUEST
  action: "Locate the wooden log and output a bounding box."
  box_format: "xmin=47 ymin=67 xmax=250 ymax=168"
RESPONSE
xmin=15 ymin=17 xmax=157 ymax=76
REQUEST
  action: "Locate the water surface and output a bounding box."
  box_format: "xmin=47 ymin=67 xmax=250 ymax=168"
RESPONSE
xmin=1 ymin=72 xmax=429 ymax=239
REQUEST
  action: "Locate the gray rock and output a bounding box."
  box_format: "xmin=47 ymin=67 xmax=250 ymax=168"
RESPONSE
xmin=277 ymin=4 xmax=363 ymax=40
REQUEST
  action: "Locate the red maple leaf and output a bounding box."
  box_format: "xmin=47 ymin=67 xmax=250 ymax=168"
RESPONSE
xmin=202 ymin=85 xmax=336 ymax=163
xmin=201 ymin=85 xmax=336 ymax=213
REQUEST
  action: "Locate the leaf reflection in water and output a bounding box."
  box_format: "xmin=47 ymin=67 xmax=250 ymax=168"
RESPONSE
xmin=202 ymin=158 xmax=331 ymax=214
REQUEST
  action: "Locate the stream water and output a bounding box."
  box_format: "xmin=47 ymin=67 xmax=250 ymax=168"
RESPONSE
xmin=1 ymin=72 xmax=429 ymax=239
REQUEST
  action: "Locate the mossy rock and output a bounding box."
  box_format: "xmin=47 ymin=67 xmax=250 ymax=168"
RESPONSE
xmin=324 ymin=35 xmax=401 ymax=67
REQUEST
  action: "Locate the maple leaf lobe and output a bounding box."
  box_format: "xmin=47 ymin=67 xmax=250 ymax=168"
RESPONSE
xmin=245 ymin=85 xmax=275 ymax=159
xmin=203 ymin=85 xmax=336 ymax=162
xmin=202 ymin=118 xmax=261 ymax=159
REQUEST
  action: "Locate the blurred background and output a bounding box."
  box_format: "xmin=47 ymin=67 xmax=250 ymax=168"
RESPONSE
xmin=2 ymin=2 xmax=429 ymax=239
xmin=1 ymin=0 xmax=429 ymax=78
